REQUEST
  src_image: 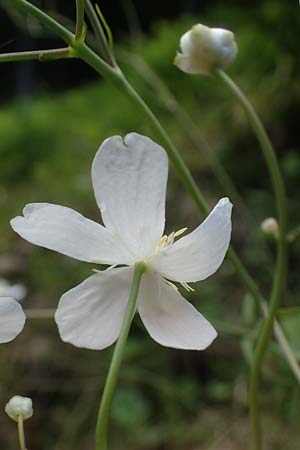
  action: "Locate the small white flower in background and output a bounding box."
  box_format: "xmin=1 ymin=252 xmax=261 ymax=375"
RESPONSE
xmin=261 ymin=217 xmax=278 ymax=237
xmin=174 ymin=24 xmax=237 ymax=76
xmin=0 ymin=297 xmax=26 ymax=343
xmin=11 ymin=133 xmax=232 ymax=351
xmin=0 ymin=278 xmax=27 ymax=302
xmin=5 ymin=395 xmax=33 ymax=421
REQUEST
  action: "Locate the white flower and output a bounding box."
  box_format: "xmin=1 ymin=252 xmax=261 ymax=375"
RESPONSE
xmin=0 ymin=297 xmax=26 ymax=343
xmin=11 ymin=133 xmax=232 ymax=351
xmin=174 ymin=24 xmax=237 ymax=76
xmin=5 ymin=395 xmax=33 ymax=421
xmin=261 ymin=217 xmax=278 ymax=237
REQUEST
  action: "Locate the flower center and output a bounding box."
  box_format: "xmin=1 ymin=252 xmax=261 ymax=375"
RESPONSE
xmin=154 ymin=227 xmax=187 ymax=253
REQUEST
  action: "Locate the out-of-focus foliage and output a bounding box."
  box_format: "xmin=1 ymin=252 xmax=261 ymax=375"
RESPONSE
xmin=0 ymin=1 xmax=299 ymax=449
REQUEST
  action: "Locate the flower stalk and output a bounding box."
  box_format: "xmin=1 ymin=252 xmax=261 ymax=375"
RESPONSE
xmin=95 ymin=261 xmax=146 ymax=450
xmin=85 ymin=0 xmax=115 ymax=65
xmin=18 ymin=415 xmax=26 ymax=450
xmin=75 ymin=0 xmax=85 ymax=42
xmin=214 ymin=68 xmax=288 ymax=450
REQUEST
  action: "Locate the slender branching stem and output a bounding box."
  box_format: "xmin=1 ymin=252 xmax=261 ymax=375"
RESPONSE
xmin=215 ymin=68 xmax=288 ymax=450
xmin=75 ymin=0 xmax=85 ymax=41
xmin=95 ymin=262 xmax=146 ymax=450
xmin=0 ymin=47 xmax=72 ymax=62
xmin=85 ymin=0 xmax=115 ymax=66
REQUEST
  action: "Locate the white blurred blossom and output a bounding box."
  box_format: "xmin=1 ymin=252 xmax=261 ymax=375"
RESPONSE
xmin=174 ymin=24 xmax=237 ymax=76
xmin=5 ymin=395 xmax=33 ymax=421
xmin=261 ymin=217 xmax=279 ymax=237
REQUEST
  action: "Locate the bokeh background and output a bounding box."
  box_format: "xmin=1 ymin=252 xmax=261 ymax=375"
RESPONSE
xmin=0 ymin=1 xmax=300 ymax=449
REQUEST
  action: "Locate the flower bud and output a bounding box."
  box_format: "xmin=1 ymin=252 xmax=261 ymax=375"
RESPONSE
xmin=5 ymin=396 xmax=33 ymax=422
xmin=174 ymin=24 xmax=237 ymax=76
xmin=261 ymin=217 xmax=279 ymax=237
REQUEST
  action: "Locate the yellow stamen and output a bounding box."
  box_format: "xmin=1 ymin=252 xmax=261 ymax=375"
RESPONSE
xmin=154 ymin=235 xmax=168 ymax=252
xmin=154 ymin=228 xmax=188 ymax=253
xmin=174 ymin=227 xmax=188 ymax=238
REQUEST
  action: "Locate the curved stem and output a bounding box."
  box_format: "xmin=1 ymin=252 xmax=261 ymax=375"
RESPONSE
xmin=95 ymin=262 xmax=146 ymax=450
xmin=215 ymin=69 xmax=287 ymax=227
xmin=215 ymin=68 xmax=288 ymax=450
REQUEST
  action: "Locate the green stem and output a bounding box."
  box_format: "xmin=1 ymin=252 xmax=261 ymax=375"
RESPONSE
xmin=0 ymin=47 xmax=72 ymax=63
xmin=215 ymin=69 xmax=287 ymax=228
xmin=95 ymin=261 xmax=146 ymax=450
xmin=6 ymin=0 xmax=299 ymax=391
xmin=85 ymin=0 xmax=115 ymax=65
xmin=215 ymin=68 xmax=288 ymax=450
xmin=75 ymin=0 xmax=85 ymax=41
xmin=17 ymin=416 xmax=26 ymax=450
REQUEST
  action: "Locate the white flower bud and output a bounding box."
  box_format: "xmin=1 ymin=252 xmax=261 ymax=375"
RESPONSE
xmin=174 ymin=24 xmax=238 ymax=76
xmin=5 ymin=396 xmax=33 ymax=422
xmin=261 ymin=217 xmax=279 ymax=237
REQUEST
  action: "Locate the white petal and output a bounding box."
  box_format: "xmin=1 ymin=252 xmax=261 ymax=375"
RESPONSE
xmin=92 ymin=133 xmax=168 ymax=259
xmin=0 ymin=297 xmax=26 ymax=343
xmin=138 ymin=273 xmax=217 ymax=350
xmin=55 ymin=267 xmax=134 ymax=350
xmin=151 ymin=198 xmax=232 ymax=282
xmin=11 ymin=203 xmax=132 ymax=265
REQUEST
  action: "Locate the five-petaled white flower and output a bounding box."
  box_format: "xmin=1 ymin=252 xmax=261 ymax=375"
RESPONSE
xmin=174 ymin=24 xmax=237 ymax=76
xmin=11 ymin=133 xmax=232 ymax=351
xmin=0 ymin=297 xmax=26 ymax=343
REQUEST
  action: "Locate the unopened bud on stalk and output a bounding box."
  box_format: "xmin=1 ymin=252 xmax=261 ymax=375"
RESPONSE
xmin=5 ymin=395 xmax=33 ymax=422
xmin=261 ymin=217 xmax=279 ymax=238
xmin=174 ymin=24 xmax=237 ymax=76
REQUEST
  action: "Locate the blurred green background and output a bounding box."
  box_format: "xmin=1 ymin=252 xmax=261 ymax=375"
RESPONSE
xmin=0 ymin=1 xmax=300 ymax=449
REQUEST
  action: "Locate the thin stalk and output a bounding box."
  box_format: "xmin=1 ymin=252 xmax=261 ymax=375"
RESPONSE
xmin=17 ymin=416 xmax=26 ymax=450
xmin=95 ymin=261 xmax=146 ymax=450
xmin=215 ymin=69 xmax=287 ymax=231
xmin=85 ymin=0 xmax=115 ymax=65
xmin=6 ymin=0 xmax=299 ymax=388
xmin=75 ymin=0 xmax=85 ymax=41
xmin=215 ymin=68 xmax=288 ymax=450
xmin=0 ymin=47 xmax=72 ymax=62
